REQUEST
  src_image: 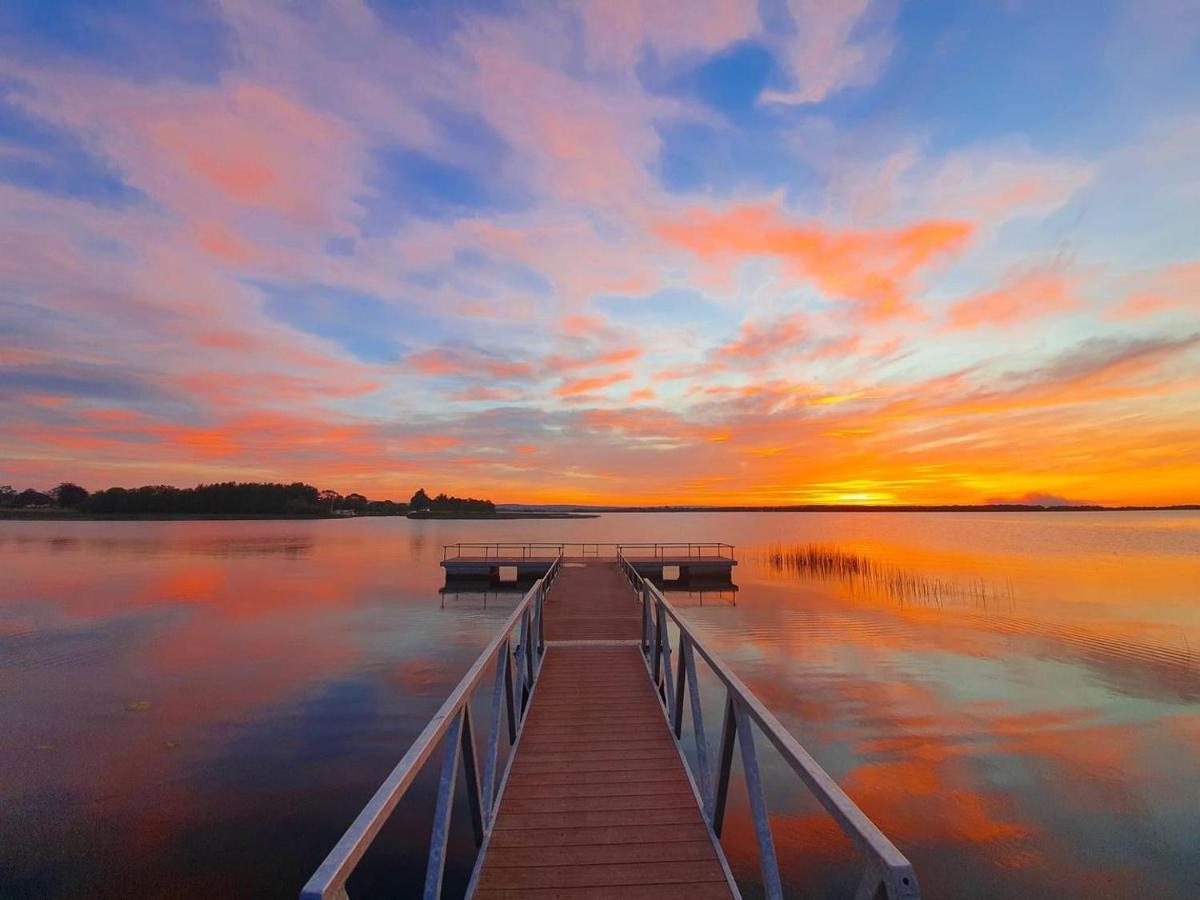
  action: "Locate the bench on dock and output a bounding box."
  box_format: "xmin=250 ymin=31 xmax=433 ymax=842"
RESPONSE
xmin=301 ymin=546 xmax=920 ymax=900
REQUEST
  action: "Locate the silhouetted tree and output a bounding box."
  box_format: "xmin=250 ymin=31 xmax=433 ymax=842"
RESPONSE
xmin=15 ymin=488 xmax=53 ymax=508
xmin=343 ymin=492 xmax=369 ymax=512
xmin=409 ymin=488 xmax=432 ymax=511
xmin=52 ymin=482 xmax=90 ymax=507
xmin=0 ymin=486 xmax=15 ymax=507
xmin=83 ymin=482 xmax=323 ymax=515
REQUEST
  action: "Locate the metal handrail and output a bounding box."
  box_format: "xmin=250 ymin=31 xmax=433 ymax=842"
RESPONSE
xmin=300 ymin=554 xmax=564 ymax=900
xmin=443 ymin=542 xmax=735 ymax=561
xmin=617 ymin=551 xmax=921 ymax=900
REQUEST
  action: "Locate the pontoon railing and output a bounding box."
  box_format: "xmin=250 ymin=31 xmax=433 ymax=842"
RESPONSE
xmin=443 ymin=541 xmax=735 ymax=560
xmin=299 ymin=554 xmax=564 ymax=900
xmin=617 ymin=550 xmax=921 ymax=900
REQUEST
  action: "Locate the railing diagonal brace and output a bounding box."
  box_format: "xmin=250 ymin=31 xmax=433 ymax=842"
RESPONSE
xmin=734 ymin=699 xmax=783 ymax=900
xmin=422 ymin=711 xmax=463 ymax=900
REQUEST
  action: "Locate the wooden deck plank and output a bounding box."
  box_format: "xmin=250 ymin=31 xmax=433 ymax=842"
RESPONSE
xmin=486 ymin=822 xmax=712 ymax=849
xmin=477 ymin=858 xmax=728 ymax=890
xmin=483 ymin=840 xmax=719 ymax=868
xmin=474 ymin=883 xmax=733 ymax=900
xmin=502 ymin=779 xmax=692 ymax=799
xmin=501 ymin=793 xmax=703 ymax=814
xmin=472 ymin=562 xmax=733 ymax=899
xmin=504 ymin=768 xmax=685 ymax=787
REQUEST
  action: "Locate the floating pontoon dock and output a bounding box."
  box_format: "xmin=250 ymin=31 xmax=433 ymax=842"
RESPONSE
xmin=441 ymin=542 xmax=737 ymax=580
xmin=301 ymin=545 xmax=920 ymax=900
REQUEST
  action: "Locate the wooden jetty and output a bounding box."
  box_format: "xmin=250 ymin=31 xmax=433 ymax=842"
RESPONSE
xmin=301 ymin=547 xmax=921 ymax=900
xmin=441 ymin=542 xmax=737 ymax=581
xmin=473 ymin=560 xmax=732 ymax=898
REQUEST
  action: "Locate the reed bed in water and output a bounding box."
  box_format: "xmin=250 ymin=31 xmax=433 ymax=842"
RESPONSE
xmin=759 ymin=543 xmax=1015 ymax=609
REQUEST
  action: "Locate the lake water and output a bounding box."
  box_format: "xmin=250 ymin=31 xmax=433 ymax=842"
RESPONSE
xmin=1 ymin=513 xmax=1197 ymax=898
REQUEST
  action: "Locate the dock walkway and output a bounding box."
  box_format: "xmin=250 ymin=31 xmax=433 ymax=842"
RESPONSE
xmin=472 ymin=560 xmax=734 ymax=898
xmin=300 ymin=545 xmax=921 ymax=900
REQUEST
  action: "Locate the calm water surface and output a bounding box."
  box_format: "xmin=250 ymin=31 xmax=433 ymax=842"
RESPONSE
xmin=1 ymin=513 xmax=1197 ymax=898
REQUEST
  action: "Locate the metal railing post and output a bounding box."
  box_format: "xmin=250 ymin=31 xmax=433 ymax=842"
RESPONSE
xmin=522 ymin=609 xmax=535 ymax=697
xmin=422 ymin=711 xmax=464 ymax=900
xmin=734 ymin=699 xmax=783 ymax=900
xmin=683 ymin=637 xmax=714 ymax=818
xmin=651 ymin=597 xmax=663 ymax=686
xmin=658 ymin=603 xmax=675 ymax=727
xmin=536 ymin=583 xmax=545 ymax=660
xmin=482 ymin=640 xmax=509 ymax=827
xmin=513 ymin=616 xmax=528 ymax=712
xmin=641 ymin=584 xmax=651 ymax=656
xmin=673 ymin=635 xmax=687 ymax=739
xmin=460 ymin=706 xmax=484 ymax=847
xmin=712 ymin=691 xmax=736 ymax=836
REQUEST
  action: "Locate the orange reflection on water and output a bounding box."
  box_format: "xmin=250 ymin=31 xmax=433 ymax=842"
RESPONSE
xmin=2 ymin=512 xmax=1198 ymax=898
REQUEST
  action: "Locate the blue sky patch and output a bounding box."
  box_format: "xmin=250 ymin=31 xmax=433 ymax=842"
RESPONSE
xmin=257 ymin=282 xmax=445 ymax=364
xmin=0 ymin=89 xmax=144 ymax=207
xmin=0 ymin=1 xmax=231 ymax=83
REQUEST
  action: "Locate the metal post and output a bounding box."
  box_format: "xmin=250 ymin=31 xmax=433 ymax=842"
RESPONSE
xmin=641 ymin=583 xmax=651 ymax=655
xmin=482 ymin=640 xmax=508 ymax=828
xmin=673 ymin=634 xmax=687 ymax=739
xmin=503 ymin=644 xmax=516 ymax=744
xmin=734 ymin=700 xmax=783 ymax=900
xmin=460 ymin=706 xmax=484 ymax=847
xmin=712 ymin=691 xmax=736 ymax=836
xmin=683 ymin=638 xmax=714 ymax=818
xmin=522 ymin=610 xmax=535 ymax=693
xmin=422 ymin=711 xmax=463 ymax=900
xmin=854 ymin=865 xmax=886 ymax=900
xmin=651 ymin=597 xmax=663 ymax=685
xmin=658 ymin=604 xmax=675 ymax=728
xmin=538 ymin=584 xmax=546 ymax=655
xmin=513 ymin=616 xmax=528 ymax=715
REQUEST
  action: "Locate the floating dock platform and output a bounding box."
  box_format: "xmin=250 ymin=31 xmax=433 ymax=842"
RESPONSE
xmin=441 ymin=542 xmax=738 ymax=581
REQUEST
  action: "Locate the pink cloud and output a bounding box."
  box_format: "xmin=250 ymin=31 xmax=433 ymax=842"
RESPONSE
xmin=716 ymin=312 xmax=809 ymax=362
xmin=1108 ymin=262 xmax=1200 ymax=319
xmin=945 ymin=268 xmax=1080 ymax=330
xmin=554 ymin=370 xmax=634 ymax=397
xmin=761 ymin=0 xmax=895 ymax=105
xmin=579 ymin=0 xmax=759 ymax=71
xmin=406 ymin=348 xmax=535 ymax=380
xmin=142 ymin=82 xmax=359 ymax=227
xmin=658 ymin=204 xmax=972 ymax=321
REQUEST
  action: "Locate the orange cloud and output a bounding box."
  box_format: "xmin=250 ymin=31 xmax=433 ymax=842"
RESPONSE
xmin=194 ymin=222 xmax=262 ymax=264
xmin=716 ymin=312 xmax=809 ymax=361
xmin=1108 ymin=261 xmax=1200 ymax=319
xmin=545 ymin=346 xmax=642 ymax=372
xmin=144 ymin=82 xmax=357 ymax=226
xmin=554 ymin=370 xmax=634 ymax=397
xmin=406 ymin=348 xmax=534 ymax=379
xmin=657 ymin=204 xmax=972 ymax=320
xmin=945 ymin=268 xmax=1079 ymax=330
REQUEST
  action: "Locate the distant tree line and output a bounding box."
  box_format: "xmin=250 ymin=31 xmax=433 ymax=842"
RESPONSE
xmin=1 ymin=481 xmax=493 ymax=517
xmin=0 ymin=482 xmax=88 ymax=509
xmin=408 ymin=488 xmax=495 ymax=513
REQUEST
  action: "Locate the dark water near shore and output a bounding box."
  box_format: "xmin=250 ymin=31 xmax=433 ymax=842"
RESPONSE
xmin=1 ymin=513 xmax=1198 ymax=898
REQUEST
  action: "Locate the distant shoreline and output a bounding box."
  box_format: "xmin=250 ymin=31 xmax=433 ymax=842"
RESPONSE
xmin=497 ymin=503 xmax=1200 ymax=514
xmin=407 ymin=511 xmax=599 ymax=519
xmin=2 ymin=504 xmax=1196 ymax=522
xmin=0 ymin=509 xmax=348 ymax=521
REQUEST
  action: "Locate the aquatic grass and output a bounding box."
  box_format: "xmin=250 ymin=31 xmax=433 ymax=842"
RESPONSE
xmin=759 ymin=543 xmax=1015 ymax=609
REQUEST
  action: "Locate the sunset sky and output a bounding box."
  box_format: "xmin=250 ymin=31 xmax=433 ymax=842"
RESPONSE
xmin=2 ymin=0 xmax=1198 ymax=505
